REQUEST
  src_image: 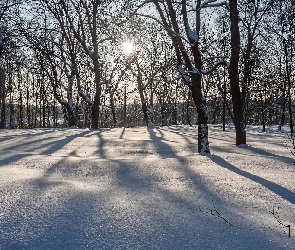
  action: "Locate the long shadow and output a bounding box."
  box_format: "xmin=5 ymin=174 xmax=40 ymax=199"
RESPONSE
xmin=0 ymin=130 xmax=92 ymax=167
xmin=167 ymin=126 xmax=238 ymax=147
xmin=148 ymin=128 xmax=183 ymax=160
xmin=162 ymin=127 xmax=198 ymax=145
xmin=42 ymin=130 xmax=92 ymax=155
xmin=160 ymin=127 xmax=212 ymax=157
xmin=1 ymin=128 xmax=291 ymax=249
xmin=243 ymin=145 xmax=294 ymax=164
xmin=119 ymin=127 xmax=125 ymax=139
xmin=146 ymin=128 xmax=229 ymax=207
xmin=0 ymin=128 xmax=55 ymax=137
xmin=113 ymin=159 xmax=152 ymax=192
xmin=0 ymin=139 xmax=57 ymax=168
xmin=108 ymin=134 xmax=288 ymax=248
xmin=208 ymin=154 xmax=295 ymax=205
xmin=1 ymin=130 xmax=59 ymax=151
xmin=95 ymin=130 xmax=106 ymax=159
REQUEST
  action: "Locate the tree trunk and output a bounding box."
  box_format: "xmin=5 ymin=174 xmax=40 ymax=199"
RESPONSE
xmin=150 ymin=81 xmax=154 ymax=123
xmin=110 ymin=92 xmax=117 ymax=127
xmin=91 ymin=85 xmax=101 ymax=129
xmin=26 ymin=88 xmax=30 ymax=128
xmin=229 ymin=0 xmax=246 ymax=145
xmin=0 ymin=90 xmax=5 ymax=129
xmin=42 ymin=91 xmax=45 ymax=128
xmin=279 ymin=82 xmax=286 ymax=130
xmin=34 ymin=92 xmax=37 ymax=128
xmin=123 ymin=85 xmax=127 ymax=127
xmin=90 ymin=2 xmax=101 ymax=129
xmin=10 ymin=92 xmax=13 ymax=129
xmin=190 ymin=75 xmax=210 ymax=153
xmin=191 ymin=0 xmax=210 ymax=153
xmin=0 ymin=70 xmax=5 ymax=129
xmin=91 ymin=52 xmax=101 ymax=129
xmin=52 ymin=82 xmax=76 ymax=127
xmin=138 ymin=81 xmax=149 ymax=126
xmin=241 ymin=31 xmax=253 ymax=125
xmin=67 ymin=106 xmax=76 ymax=127
xmin=19 ymin=90 xmax=23 ymax=129
xmin=286 ymin=61 xmax=293 ymax=135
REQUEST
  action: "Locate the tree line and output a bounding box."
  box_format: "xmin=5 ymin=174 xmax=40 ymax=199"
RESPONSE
xmin=0 ymin=0 xmax=294 ymax=153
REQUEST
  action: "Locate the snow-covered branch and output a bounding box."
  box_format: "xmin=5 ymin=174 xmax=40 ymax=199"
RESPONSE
xmin=187 ymin=67 xmax=200 ymax=75
xmin=202 ymin=60 xmax=229 ymax=75
xmin=202 ymin=56 xmax=229 ymax=63
xmin=187 ymin=26 xmax=199 ymax=43
xmin=169 ymin=28 xmax=190 ymax=43
xmin=78 ymin=90 xmax=94 ymax=107
xmin=186 ymin=0 xmax=223 ymax=11
xmin=196 ymin=0 xmax=229 ymax=11
xmin=177 ymin=64 xmax=192 ymax=85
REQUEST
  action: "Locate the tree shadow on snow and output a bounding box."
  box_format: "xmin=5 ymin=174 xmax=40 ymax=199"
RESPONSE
xmin=240 ymin=144 xmax=295 ymax=164
xmin=1 ymin=128 xmax=292 ymax=249
xmin=207 ymin=154 xmax=295 ymax=205
xmin=119 ymin=127 xmax=125 ymax=139
xmin=94 ymin=130 xmax=106 ymax=158
xmin=161 ymin=127 xmax=198 ymax=147
xmin=147 ymin=127 xmax=182 ymax=160
xmin=0 ymin=130 xmax=92 ymax=167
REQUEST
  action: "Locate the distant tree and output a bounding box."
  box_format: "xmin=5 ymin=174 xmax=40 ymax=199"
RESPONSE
xmin=237 ymin=0 xmax=276 ymax=125
xmin=23 ymin=0 xmax=125 ymax=128
xmin=0 ymin=0 xmax=19 ymax=128
xmin=274 ymin=0 xmax=295 ymax=133
xmin=0 ymin=0 xmax=18 ymax=57
xmin=127 ymin=20 xmax=173 ymax=126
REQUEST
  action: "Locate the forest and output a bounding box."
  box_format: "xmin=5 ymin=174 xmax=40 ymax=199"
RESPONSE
xmin=0 ymin=0 xmax=294 ymax=152
xmin=1 ymin=2 xmax=295 ymax=249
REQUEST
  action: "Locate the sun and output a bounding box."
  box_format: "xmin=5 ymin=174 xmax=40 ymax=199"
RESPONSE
xmin=123 ymin=42 xmax=134 ymax=55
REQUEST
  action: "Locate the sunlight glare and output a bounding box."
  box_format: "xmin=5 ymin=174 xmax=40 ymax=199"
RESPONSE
xmin=123 ymin=42 xmax=134 ymax=55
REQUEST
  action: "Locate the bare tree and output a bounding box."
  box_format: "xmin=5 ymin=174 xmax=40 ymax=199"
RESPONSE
xmin=228 ymin=0 xmax=246 ymax=145
xmin=0 ymin=0 xmax=19 ymax=128
xmin=0 ymin=0 xmax=19 ymax=56
xmin=136 ymin=0 xmax=232 ymax=152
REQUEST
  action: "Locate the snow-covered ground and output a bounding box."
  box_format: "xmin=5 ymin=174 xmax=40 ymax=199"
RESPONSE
xmin=0 ymin=125 xmax=294 ymax=250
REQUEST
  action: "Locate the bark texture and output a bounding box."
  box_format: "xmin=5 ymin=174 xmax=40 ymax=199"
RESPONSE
xmin=229 ymin=0 xmax=246 ymax=145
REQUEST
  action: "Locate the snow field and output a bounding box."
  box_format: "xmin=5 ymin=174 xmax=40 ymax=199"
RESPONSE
xmin=0 ymin=126 xmax=294 ymax=249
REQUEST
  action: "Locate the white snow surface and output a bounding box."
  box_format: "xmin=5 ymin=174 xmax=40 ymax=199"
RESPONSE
xmin=0 ymin=125 xmax=294 ymax=249
xmin=177 ymin=64 xmax=192 ymax=85
xmin=187 ymin=26 xmax=199 ymax=42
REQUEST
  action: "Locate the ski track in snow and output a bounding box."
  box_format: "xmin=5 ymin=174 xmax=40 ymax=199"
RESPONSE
xmin=0 ymin=125 xmax=294 ymax=249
